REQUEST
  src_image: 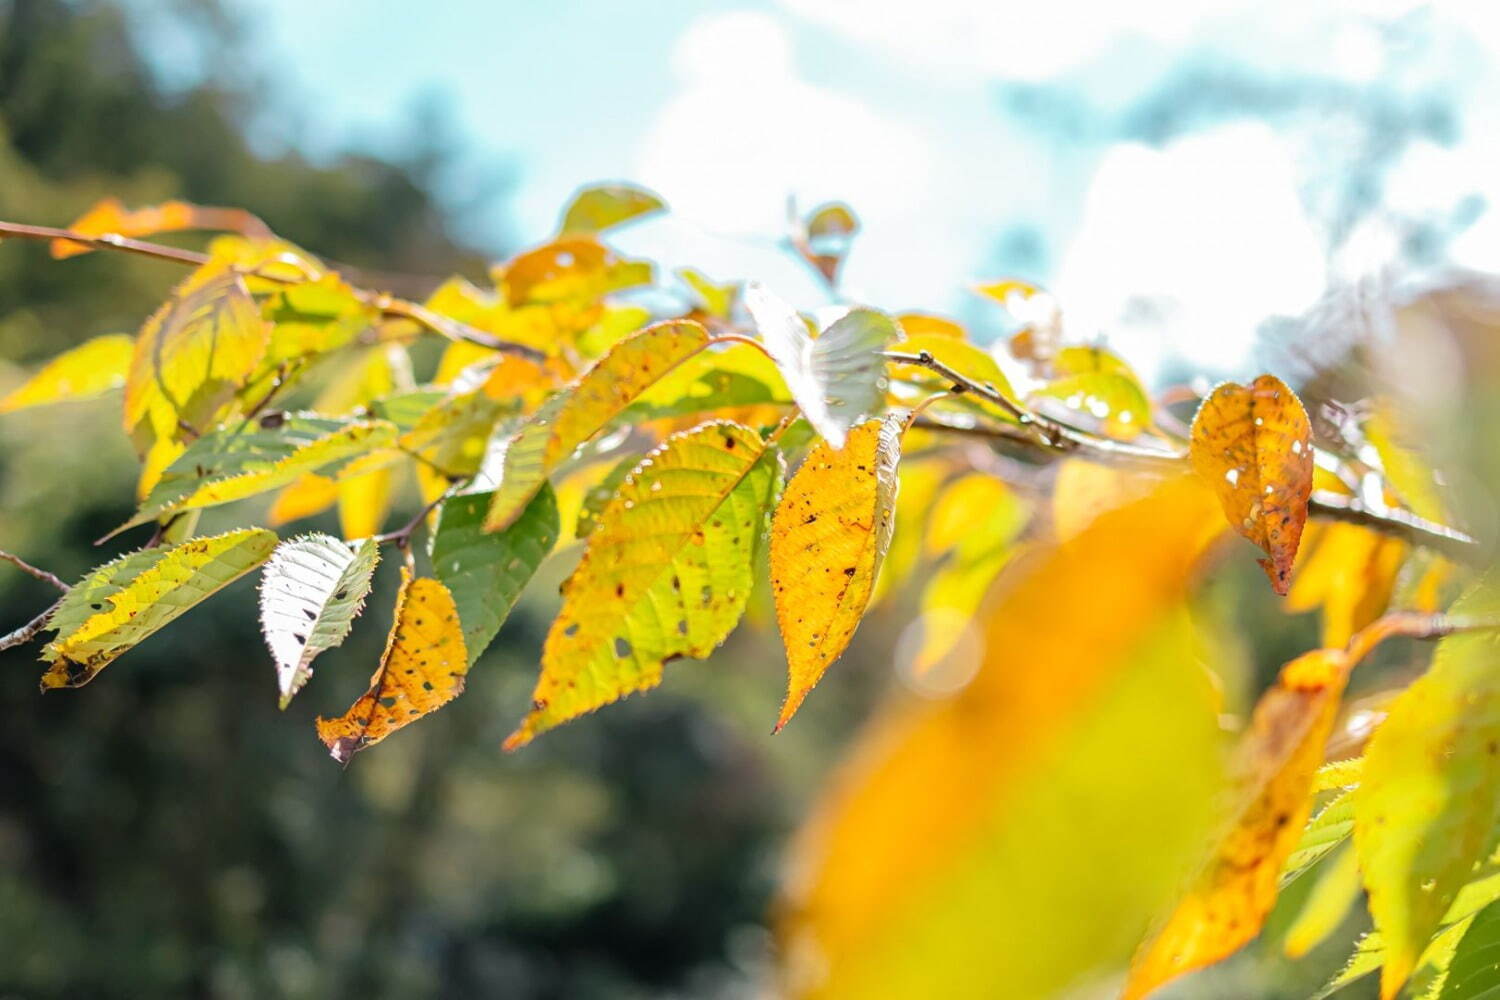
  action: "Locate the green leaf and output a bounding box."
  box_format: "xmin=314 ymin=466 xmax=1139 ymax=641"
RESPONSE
xmin=258 ymin=534 xmax=380 ymax=708
xmin=0 ymin=334 xmax=135 ymax=414
xmin=430 ymin=484 xmax=559 ymax=665
xmin=1284 ymin=844 xmax=1364 ymax=959
xmin=1440 ymin=898 xmax=1500 ymax=998
xmin=1356 ymin=572 xmax=1500 ymax=996
xmin=42 ymin=528 xmax=277 ymax=688
xmin=1283 ymin=789 xmax=1356 ymax=888
xmin=558 ymin=183 xmax=665 ymax=235
xmin=505 ymin=421 xmax=782 ymax=748
xmin=745 ymin=284 xmax=896 ymax=448
xmin=483 ymin=320 xmax=710 ymax=532
xmin=116 ymin=413 xmax=398 ymax=534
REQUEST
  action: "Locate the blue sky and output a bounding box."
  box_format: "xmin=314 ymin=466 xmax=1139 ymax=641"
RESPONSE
xmin=132 ymin=0 xmax=1500 ymax=379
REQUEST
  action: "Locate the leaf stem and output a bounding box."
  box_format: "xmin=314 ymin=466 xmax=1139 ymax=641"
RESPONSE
xmin=0 ymin=219 xmax=545 ymax=361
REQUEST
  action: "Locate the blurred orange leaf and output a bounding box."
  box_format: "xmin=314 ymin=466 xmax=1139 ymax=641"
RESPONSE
xmin=51 ymin=197 xmax=271 ymax=259
xmin=1190 ymin=374 xmax=1313 ymax=595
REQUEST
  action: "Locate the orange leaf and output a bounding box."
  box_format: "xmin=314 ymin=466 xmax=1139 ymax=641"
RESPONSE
xmin=315 ymin=572 xmax=468 ymax=763
xmin=51 ymin=197 xmax=270 ymax=259
xmin=1189 ymin=374 xmax=1313 ymax=595
xmin=1121 ymin=649 xmax=1350 ymax=999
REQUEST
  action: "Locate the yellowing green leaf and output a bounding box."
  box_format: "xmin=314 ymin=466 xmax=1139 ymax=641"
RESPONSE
xmin=1189 ymin=374 xmax=1314 ymax=595
xmin=118 ymin=414 xmax=398 ymax=533
xmin=42 ymin=528 xmax=277 ymax=688
xmin=677 ymin=267 xmax=738 ymax=319
xmin=431 ymin=485 xmax=559 ymax=665
xmin=1355 ymin=573 xmax=1500 ymax=999
xmin=123 ymin=263 xmax=271 ymax=446
xmin=779 ymin=478 xmax=1227 ymax=1000
xmin=315 ymin=571 xmax=468 ymax=763
xmin=506 ymin=422 xmax=781 ymax=749
xmin=1123 ymin=649 xmax=1351 ymax=999
xmin=1438 ymin=897 xmax=1500 ymax=999
xmin=397 ymin=390 xmax=506 ymax=478
xmin=770 ymin=415 xmax=902 ymax=729
xmin=558 ymin=183 xmax=665 ymax=235
xmin=258 ymin=534 xmax=379 ymax=708
xmin=261 ymin=274 xmax=376 ymax=363
xmin=1032 ymin=370 xmax=1151 ymax=440
xmin=483 ymin=320 xmax=711 ymax=532
xmin=745 ymin=285 xmax=896 ymax=449
xmin=0 ymin=334 xmax=134 ymax=414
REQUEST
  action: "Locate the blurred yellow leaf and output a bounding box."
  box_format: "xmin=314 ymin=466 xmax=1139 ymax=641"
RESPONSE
xmin=1355 ymin=573 xmax=1500 ymax=999
xmin=337 ymin=451 xmax=400 ymax=539
xmin=1123 ymin=649 xmax=1351 ymax=999
xmin=1052 ymin=458 xmax=1158 ymax=542
xmin=677 ymin=267 xmax=739 ymax=319
xmin=1190 ymin=375 xmax=1314 ymax=595
xmin=895 ymin=312 xmax=966 ymax=340
xmin=483 ymin=320 xmax=711 ymax=532
xmin=1286 ymin=523 xmax=1407 ymax=647
xmin=1032 ymin=371 xmax=1152 ymax=440
xmin=0 ymin=334 xmax=134 ymax=414
xmin=779 ymin=477 xmax=1227 ymax=1000
xmin=867 ymin=457 xmax=948 ymax=608
xmin=506 ymin=422 xmax=781 ymax=749
xmin=267 ymin=472 xmax=339 ymax=527
xmin=316 ymin=571 xmax=468 ymax=763
xmin=558 ymin=182 xmax=665 ymax=235
xmin=496 ymin=236 xmax=653 ymax=308
xmin=1283 ymin=844 xmax=1363 ymax=959
xmin=771 ymin=415 xmax=902 ymax=730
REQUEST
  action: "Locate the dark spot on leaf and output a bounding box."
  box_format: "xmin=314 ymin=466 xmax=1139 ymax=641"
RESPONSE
xmin=614 ymin=636 xmax=633 ymax=659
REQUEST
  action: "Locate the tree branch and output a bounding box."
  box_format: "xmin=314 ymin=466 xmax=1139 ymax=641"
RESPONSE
xmin=0 ymin=550 xmax=69 ymax=592
xmin=0 ymin=601 xmax=59 ymax=651
xmin=0 ymin=219 xmax=544 ymax=361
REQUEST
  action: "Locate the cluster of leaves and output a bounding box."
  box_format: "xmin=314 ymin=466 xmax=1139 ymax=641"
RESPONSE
xmin=0 ymin=182 xmax=1494 ymax=998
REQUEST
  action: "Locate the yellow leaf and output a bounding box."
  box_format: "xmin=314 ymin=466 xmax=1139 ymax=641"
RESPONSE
xmin=972 ymin=276 xmax=1043 ymax=305
xmin=315 ymin=572 xmax=468 ymax=763
xmin=123 ymin=263 xmax=270 ymax=445
xmin=42 ymin=528 xmax=277 ymax=688
xmin=1051 ymin=458 xmax=1158 ymax=542
xmin=1032 ymin=370 xmax=1152 ymax=440
xmin=1354 ymin=573 xmax=1500 ymax=999
xmin=1189 ymin=374 xmax=1314 ymax=595
xmin=312 ymin=344 xmax=405 ymax=416
xmin=1286 ymin=523 xmax=1407 ymax=647
xmin=771 ymin=415 xmax=903 ymax=729
xmin=867 ymin=457 xmax=948 ymax=608
xmin=558 ymin=182 xmax=665 ymax=235
xmin=779 ymin=477 xmax=1227 ymax=1000
xmin=267 ymin=473 xmax=339 ymax=527
xmin=337 ymin=452 xmax=400 ymax=539
xmin=496 ymin=236 xmax=653 ymax=308
xmin=895 ymin=312 xmax=966 ymax=339
xmin=506 ymin=421 xmax=782 ymax=748
xmin=1122 ymin=649 xmax=1351 ymax=999
xmin=677 ymin=267 xmax=738 ymax=319
xmin=0 ymin=334 xmax=134 ymax=414
xmin=483 ymin=320 xmax=711 ymax=532
xmin=51 ymin=198 xmax=270 ymax=259
xmin=1364 ymin=404 xmax=1447 ymax=524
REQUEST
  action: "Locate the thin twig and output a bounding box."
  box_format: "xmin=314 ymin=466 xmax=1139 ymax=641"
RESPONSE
xmin=1345 ymin=610 xmax=1500 ymax=667
xmin=1306 ymin=491 xmax=1480 ymax=564
xmin=375 ymin=490 xmax=453 ymax=549
xmin=0 ymin=600 xmax=60 ymax=651
xmin=0 ymin=219 xmax=544 ymax=361
xmin=886 ymin=350 xmax=1035 ymax=427
xmin=0 ymin=550 xmax=69 ymax=592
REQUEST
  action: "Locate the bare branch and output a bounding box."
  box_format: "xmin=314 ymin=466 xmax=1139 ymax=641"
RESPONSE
xmin=0 ymin=601 xmax=59 ymax=651
xmin=0 ymin=550 xmax=69 ymax=592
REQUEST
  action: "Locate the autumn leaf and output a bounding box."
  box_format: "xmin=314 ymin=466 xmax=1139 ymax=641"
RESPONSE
xmin=258 ymin=534 xmax=379 ymax=708
xmin=267 ymin=473 xmax=339 ymax=526
xmin=0 ymin=334 xmax=134 ymax=414
xmin=1122 ymin=649 xmax=1351 ymax=999
xmin=482 ymin=320 xmax=711 ymax=532
xmin=336 ymin=452 xmax=399 ymax=540
xmin=1189 ymin=374 xmax=1313 ymax=595
xmin=123 ymin=263 xmax=271 ymax=450
xmin=42 ymin=528 xmax=277 ymax=688
xmin=558 ymin=182 xmax=665 ymax=235
xmin=1286 ymin=523 xmax=1407 ymax=646
xmin=116 ymin=414 xmax=398 ymax=534
xmin=770 ymin=414 xmax=903 ymax=730
xmin=745 ymin=284 xmax=896 ymax=448
xmin=496 ymin=236 xmax=653 ymax=308
xmin=1354 ymin=573 xmax=1500 ymax=998
xmin=50 ymin=197 xmax=270 ymax=259
xmin=797 ymin=201 xmax=859 ymax=283
xmin=430 ymin=485 xmax=559 ymax=665
xmin=506 ymin=422 xmax=782 ymax=749
xmin=778 ymin=477 xmax=1227 ymax=1000
xmin=677 ymin=267 xmax=738 ymax=319
xmin=315 ymin=571 xmax=468 ymax=764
